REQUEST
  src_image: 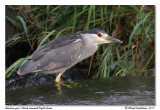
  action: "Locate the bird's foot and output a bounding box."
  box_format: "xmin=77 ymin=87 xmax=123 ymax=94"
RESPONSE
xmin=55 ymin=77 xmax=62 ymax=95
xmin=55 ymin=72 xmax=63 ymax=83
xmin=55 ymin=77 xmax=61 ymax=83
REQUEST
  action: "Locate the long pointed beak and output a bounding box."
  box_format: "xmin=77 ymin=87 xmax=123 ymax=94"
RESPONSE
xmin=105 ymin=36 xmax=123 ymax=43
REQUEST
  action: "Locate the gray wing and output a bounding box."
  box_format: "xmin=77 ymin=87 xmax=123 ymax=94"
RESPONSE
xmin=30 ymin=33 xmax=82 ymax=61
xmin=17 ymin=38 xmax=84 ymax=75
xmin=32 ymin=39 xmax=83 ymax=72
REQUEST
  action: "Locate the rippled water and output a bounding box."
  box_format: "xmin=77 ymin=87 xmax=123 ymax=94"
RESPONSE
xmin=6 ymin=76 xmax=155 ymax=105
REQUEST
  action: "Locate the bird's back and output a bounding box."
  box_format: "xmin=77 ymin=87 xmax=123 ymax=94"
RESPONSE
xmin=31 ymin=33 xmax=83 ymax=61
xmin=17 ymin=33 xmax=84 ymax=75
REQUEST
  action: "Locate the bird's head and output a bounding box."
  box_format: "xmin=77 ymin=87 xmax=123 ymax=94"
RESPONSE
xmin=83 ymin=29 xmax=123 ymax=44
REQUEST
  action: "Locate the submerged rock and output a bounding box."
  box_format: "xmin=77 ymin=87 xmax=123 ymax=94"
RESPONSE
xmin=6 ymin=67 xmax=89 ymax=91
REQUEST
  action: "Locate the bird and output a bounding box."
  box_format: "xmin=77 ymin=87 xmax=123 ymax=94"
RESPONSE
xmin=17 ymin=29 xmax=123 ymax=83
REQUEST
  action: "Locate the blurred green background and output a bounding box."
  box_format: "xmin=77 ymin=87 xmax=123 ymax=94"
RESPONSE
xmin=5 ymin=5 xmax=155 ymax=78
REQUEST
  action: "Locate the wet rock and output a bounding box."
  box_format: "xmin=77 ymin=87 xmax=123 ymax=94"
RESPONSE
xmin=5 ymin=67 xmax=90 ymax=91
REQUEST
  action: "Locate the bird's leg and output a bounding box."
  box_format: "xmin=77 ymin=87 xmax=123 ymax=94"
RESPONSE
xmin=55 ymin=73 xmax=63 ymax=95
xmin=55 ymin=72 xmax=63 ymax=83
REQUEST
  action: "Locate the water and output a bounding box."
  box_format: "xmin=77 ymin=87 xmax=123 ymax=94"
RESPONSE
xmin=6 ymin=76 xmax=155 ymax=105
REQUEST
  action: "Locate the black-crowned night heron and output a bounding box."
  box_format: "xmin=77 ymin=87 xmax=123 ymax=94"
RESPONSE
xmin=17 ymin=29 xmax=122 ymax=83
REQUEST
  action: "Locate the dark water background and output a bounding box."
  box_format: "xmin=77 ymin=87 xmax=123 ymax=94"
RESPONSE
xmin=6 ymin=76 xmax=155 ymax=105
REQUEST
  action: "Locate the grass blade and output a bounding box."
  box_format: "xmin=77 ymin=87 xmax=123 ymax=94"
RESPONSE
xmin=6 ymin=16 xmax=22 ymax=31
xmin=100 ymin=6 xmax=104 ymax=28
xmin=131 ymin=6 xmax=140 ymax=13
xmin=86 ymin=5 xmax=93 ymax=30
xmin=128 ymin=20 xmax=143 ymax=49
xmin=110 ymin=10 xmax=114 ymax=32
xmin=92 ymin=5 xmax=95 ymax=28
xmin=38 ymin=30 xmax=55 ymax=48
xmin=5 ymin=56 xmax=29 ymax=77
xmin=139 ymin=49 xmax=155 ymax=76
xmin=17 ymin=16 xmax=33 ymax=49
xmin=72 ymin=6 xmax=77 ymax=33
xmin=5 ymin=33 xmax=20 ymax=45
xmin=143 ymin=11 xmax=153 ymax=23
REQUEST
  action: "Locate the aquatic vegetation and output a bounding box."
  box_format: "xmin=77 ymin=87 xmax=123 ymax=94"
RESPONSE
xmin=5 ymin=5 xmax=155 ymax=78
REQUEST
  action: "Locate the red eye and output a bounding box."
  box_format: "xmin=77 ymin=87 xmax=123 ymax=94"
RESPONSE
xmin=97 ymin=33 xmax=101 ymax=37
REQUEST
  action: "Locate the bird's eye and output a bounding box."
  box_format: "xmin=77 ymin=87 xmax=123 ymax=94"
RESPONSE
xmin=97 ymin=33 xmax=102 ymax=37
